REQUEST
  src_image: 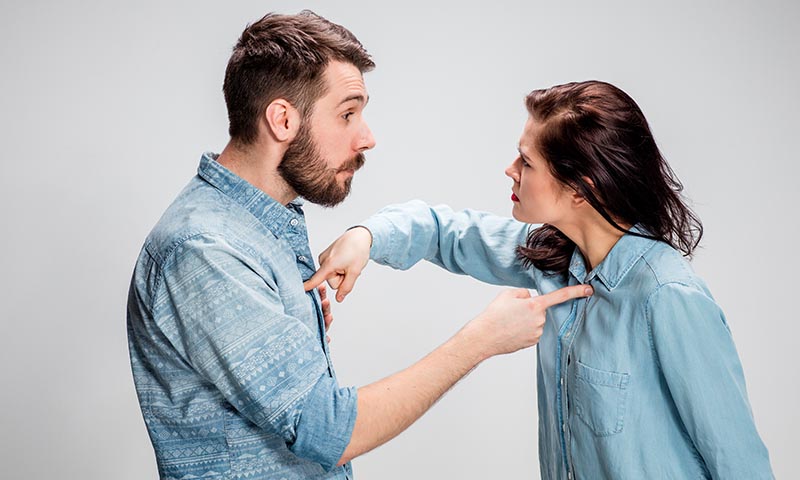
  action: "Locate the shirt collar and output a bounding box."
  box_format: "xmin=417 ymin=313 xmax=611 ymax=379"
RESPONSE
xmin=197 ymin=152 xmax=303 ymax=238
xmin=568 ymin=225 xmax=658 ymax=291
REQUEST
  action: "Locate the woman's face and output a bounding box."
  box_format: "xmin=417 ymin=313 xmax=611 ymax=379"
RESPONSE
xmin=505 ymin=116 xmax=572 ymax=225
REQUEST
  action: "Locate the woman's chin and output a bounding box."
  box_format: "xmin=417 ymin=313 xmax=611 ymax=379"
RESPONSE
xmin=511 ymin=209 xmax=540 ymax=225
xmin=510 ymin=206 xmax=526 ymax=223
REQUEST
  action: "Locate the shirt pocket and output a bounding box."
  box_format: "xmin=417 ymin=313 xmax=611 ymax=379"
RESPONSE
xmin=573 ymin=360 xmax=630 ymax=437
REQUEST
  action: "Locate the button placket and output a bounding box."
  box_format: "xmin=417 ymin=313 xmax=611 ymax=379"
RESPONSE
xmin=563 ymin=294 xmax=591 ymax=480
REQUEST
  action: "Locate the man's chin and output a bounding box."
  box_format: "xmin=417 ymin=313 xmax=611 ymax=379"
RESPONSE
xmin=308 ymin=187 xmax=351 ymax=208
xmin=314 ymin=197 xmax=347 ymax=208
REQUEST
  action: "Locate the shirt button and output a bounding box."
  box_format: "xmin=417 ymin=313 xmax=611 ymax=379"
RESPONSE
xmin=297 ymin=255 xmax=307 ymax=262
xmin=290 ymin=218 xmax=299 ymax=227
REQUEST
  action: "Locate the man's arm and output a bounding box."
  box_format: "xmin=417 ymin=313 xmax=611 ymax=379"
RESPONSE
xmin=159 ymin=233 xmax=591 ymax=470
xmin=338 ymin=284 xmax=593 ymax=465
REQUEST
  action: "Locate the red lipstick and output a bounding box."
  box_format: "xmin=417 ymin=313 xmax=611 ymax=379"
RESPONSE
xmin=511 ymin=193 xmax=520 ymax=202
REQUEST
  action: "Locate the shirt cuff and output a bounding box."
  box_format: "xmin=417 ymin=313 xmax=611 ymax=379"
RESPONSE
xmin=289 ymin=374 xmax=358 ymax=471
xmin=359 ymin=215 xmax=397 ymax=264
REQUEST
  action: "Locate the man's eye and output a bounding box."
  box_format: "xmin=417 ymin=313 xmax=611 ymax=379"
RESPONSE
xmin=342 ymin=112 xmax=353 ymax=121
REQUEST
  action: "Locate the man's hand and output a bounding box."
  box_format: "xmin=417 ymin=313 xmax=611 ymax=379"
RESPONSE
xmin=336 ymin=282 xmax=593 ymax=466
xmin=460 ymin=284 xmax=594 ymax=360
xmin=304 ymin=226 xmax=372 ymax=302
xmin=318 ymin=284 xmax=334 ymax=343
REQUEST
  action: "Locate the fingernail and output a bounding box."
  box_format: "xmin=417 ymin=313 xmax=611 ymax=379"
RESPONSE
xmin=584 ymin=287 xmax=593 ymax=296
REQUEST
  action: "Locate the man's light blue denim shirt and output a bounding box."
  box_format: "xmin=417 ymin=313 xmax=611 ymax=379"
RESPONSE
xmin=127 ymin=153 xmax=357 ymax=480
xmin=362 ymin=200 xmax=773 ymax=480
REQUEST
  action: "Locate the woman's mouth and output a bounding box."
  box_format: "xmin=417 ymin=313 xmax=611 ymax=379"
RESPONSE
xmin=511 ymin=193 xmax=520 ymax=202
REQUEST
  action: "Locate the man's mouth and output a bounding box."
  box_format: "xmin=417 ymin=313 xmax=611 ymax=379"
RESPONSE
xmin=337 ymin=153 xmax=366 ymax=174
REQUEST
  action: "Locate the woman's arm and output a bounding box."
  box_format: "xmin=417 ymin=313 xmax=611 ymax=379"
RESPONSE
xmin=305 ymin=200 xmax=537 ymax=299
xmin=647 ymin=282 xmax=773 ymax=479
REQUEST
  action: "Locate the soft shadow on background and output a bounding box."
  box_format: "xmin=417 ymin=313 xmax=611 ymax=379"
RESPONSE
xmin=1 ymin=1 xmax=797 ymax=478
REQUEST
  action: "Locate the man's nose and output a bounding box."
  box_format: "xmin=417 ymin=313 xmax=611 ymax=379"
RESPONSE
xmin=357 ymin=122 xmax=376 ymax=152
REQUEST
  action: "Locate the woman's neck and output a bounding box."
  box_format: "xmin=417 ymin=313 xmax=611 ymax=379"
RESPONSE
xmin=557 ymin=215 xmax=629 ymax=272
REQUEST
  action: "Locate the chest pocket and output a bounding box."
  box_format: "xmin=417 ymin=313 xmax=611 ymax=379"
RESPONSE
xmin=573 ymin=360 xmax=630 ymax=437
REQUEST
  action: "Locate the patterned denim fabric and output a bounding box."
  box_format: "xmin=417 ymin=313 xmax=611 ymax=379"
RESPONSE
xmin=362 ymin=200 xmax=774 ymax=480
xmin=127 ymin=153 xmax=356 ymax=480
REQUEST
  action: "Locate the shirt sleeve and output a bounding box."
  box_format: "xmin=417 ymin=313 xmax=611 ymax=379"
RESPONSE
xmin=361 ymin=199 xmax=537 ymax=289
xmin=155 ymin=233 xmax=356 ymax=471
xmin=646 ymin=282 xmax=773 ymax=479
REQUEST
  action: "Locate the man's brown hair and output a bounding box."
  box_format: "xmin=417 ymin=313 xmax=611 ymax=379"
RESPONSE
xmin=223 ymin=10 xmax=374 ymax=145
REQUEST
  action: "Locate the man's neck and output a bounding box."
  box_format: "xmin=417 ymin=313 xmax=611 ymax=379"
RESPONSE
xmin=216 ymin=140 xmax=297 ymax=205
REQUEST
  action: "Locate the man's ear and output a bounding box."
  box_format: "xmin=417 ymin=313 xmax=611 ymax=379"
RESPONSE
xmin=264 ymin=99 xmax=301 ymax=143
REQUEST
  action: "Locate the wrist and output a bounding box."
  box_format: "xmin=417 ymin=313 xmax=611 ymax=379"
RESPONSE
xmin=346 ymin=225 xmax=373 ymax=248
xmin=451 ymin=322 xmax=492 ymax=366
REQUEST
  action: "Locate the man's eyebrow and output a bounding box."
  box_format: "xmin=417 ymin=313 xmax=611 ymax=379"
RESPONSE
xmin=337 ymin=94 xmax=369 ymax=108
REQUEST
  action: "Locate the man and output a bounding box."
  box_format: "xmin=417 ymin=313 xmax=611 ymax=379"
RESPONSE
xmin=127 ymin=11 xmax=592 ymax=479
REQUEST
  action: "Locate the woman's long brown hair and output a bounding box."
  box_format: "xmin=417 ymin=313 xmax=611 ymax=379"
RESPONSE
xmin=517 ymin=81 xmax=702 ymax=275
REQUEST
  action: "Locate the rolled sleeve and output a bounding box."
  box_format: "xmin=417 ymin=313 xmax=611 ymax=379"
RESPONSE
xmin=290 ymin=376 xmax=358 ymax=470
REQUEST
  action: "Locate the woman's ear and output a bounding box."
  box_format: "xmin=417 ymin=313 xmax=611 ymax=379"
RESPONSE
xmin=571 ymin=176 xmax=596 ymax=206
xmin=263 ymin=99 xmax=301 ymax=143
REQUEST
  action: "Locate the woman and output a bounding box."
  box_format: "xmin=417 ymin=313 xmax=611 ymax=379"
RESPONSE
xmin=306 ymin=81 xmax=773 ymax=479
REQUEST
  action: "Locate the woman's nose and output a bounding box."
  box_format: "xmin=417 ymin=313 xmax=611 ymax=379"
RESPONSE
xmin=505 ymin=160 xmax=519 ymax=181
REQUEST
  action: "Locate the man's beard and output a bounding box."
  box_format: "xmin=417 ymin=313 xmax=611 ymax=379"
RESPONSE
xmin=278 ymin=122 xmax=365 ymax=208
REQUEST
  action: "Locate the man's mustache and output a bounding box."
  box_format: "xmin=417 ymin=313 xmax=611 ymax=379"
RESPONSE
xmin=335 ymin=152 xmax=366 ymax=173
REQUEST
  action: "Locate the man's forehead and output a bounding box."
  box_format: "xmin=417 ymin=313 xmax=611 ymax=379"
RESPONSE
xmin=321 ymin=61 xmax=368 ymax=105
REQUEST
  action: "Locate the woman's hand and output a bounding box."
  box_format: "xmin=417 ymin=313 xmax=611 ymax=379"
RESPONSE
xmin=304 ymin=226 xmax=373 ymax=302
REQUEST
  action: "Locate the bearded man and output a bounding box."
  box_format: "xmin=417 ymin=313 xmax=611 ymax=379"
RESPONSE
xmin=126 ymin=11 xmax=591 ymax=480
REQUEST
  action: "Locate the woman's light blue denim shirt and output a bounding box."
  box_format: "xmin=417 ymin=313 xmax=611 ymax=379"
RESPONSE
xmin=362 ymin=200 xmax=773 ymax=480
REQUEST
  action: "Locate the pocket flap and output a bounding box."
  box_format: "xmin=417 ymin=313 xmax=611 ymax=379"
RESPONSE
xmin=575 ymin=360 xmax=630 ymax=389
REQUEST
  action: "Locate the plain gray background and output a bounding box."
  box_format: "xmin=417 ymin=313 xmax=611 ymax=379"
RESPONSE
xmin=1 ymin=1 xmax=797 ymax=478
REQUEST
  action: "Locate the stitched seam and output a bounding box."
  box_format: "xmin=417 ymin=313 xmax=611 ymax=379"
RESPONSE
xmin=645 ymin=280 xmax=694 ymax=371
xmin=606 ymin=241 xmax=656 ymax=290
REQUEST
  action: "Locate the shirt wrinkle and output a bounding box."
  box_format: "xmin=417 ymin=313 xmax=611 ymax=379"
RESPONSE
xmin=363 ymin=201 xmax=774 ymax=480
xmin=127 ymin=153 xmax=356 ymax=480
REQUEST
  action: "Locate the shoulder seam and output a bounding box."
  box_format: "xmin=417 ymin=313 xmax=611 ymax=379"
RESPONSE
xmin=645 ymin=281 xmax=694 ymax=371
xmin=641 ymin=248 xmax=693 ymax=288
xmin=148 ymin=231 xmax=279 ymax=315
